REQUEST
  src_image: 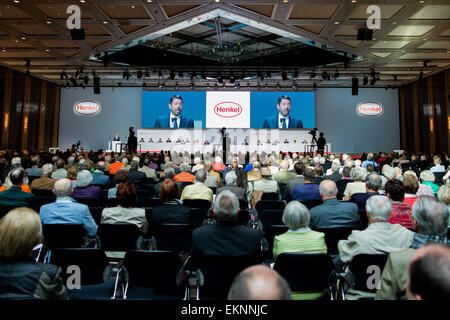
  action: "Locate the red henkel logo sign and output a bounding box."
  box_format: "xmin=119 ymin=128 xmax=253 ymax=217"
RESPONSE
xmin=214 ymin=102 xmax=242 ymax=118
xmin=356 ymin=102 xmax=383 ymax=117
xmin=74 ymin=100 xmax=101 ymax=116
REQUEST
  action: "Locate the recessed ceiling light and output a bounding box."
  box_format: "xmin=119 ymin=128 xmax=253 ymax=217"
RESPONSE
xmin=131 ymin=5 xmax=135 ymax=8
xmin=351 ymin=0 xmax=357 ymax=2
xmin=103 ymin=21 xmax=108 ymax=24
xmin=334 ymin=21 xmax=340 ymax=24
xmin=46 ymin=21 xmax=51 ymax=24
xmin=419 ymin=0 xmax=424 ymax=3
xmin=45 ymin=49 xmax=50 ymax=52
xmin=282 ymin=0 xmax=288 ymax=3
xmin=80 ymin=0 xmax=85 ymax=3
xmin=13 ymin=0 xmax=20 ymax=3
xmin=21 ymin=37 xmax=26 ymax=40
xmin=146 ymin=0 xmax=152 ymax=2
xmin=393 ymin=22 xmax=397 ymax=24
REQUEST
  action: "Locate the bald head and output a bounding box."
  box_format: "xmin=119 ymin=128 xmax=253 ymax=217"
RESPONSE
xmin=319 ymin=179 xmax=338 ymax=199
xmin=228 ymin=265 xmax=291 ymax=300
xmin=53 ymin=178 xmax=72 ymax=198
xmin=407 ymin=244 xmax=450 ymax=300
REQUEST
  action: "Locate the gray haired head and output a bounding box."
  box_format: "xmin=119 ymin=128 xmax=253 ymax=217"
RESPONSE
xmin=76 ymin=170 xmax=93 ymax=187
xmin=214 ymin=190 xmax=239 ymax=224
xmin=225 ymin=171 xmax=237 ymax=185
xmin=164 ymin=167 xmax=176 ymax=179
xmin=195 ymin=169 xmax=207 ymax=183
xmin=365 ymin=195 xmax=392 ymax=221
xmin=282 ymin=201 xmax=310 ymax=230
xmin=412 ymin=196 xmax=449 ymax=236
xmin=365 ymin=173 xmax=382 ymax=191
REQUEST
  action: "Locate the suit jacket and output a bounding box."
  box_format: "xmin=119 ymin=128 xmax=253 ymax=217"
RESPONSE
xmin=127 ymin=169 xmax=147 ymax=183
xmin=337 ymin=222 xmax=414 ymax=264
xmin=153 ymin=114 xmax=194 ymax=128
xmin=0 ymin=186 xmax=37 ymax=212
xmin=151 ymin=202 xmax=193 ymax=227
xmin=92 ymin=172 xmax=109 ymax=186
xmin=309 ymin=198 xmax=360 ymax=230
xmin=273 ymin=170 xmax=297 ymax=184
xmin=31 ymin=174 xmax=56 ymax=191
xmin=325 ymin=172 xmax=343 ymax=182
xmin=262 ymin=115 xmax=303 ymax=129
xmin=287 ymin=175 xmax=304 ymax=195
xmin=191 ymin=223 xmax=261 ymax=258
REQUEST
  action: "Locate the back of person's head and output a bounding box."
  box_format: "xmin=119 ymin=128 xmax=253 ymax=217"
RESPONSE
xmin=403 ymin=174 xmax=419 ymax=194
xmin=179 ymin=162 xmax=191 ymax=172
xmin=76 ymin=169 xmax=93 ymax=188
xmin=130 ymin=160 xmax=139 ymax=171
xmin=55 ymin=159 xmax=65 ymax=170
xmin=365 ymin=173 xmax=382 ymax=191
xmin=67 ymin=166 xmax=78 ymax=180
xmin=53 ymin=178 xmax=72 ymax=198
xmin=303 ymin=168 xmax=315 ymax=182
xmin=9 ymin=167 xmax=25 ymax=186
xmin=96 ymin=161 xmax=106 ymax=172
xmin=41 ymin=163 xmax=53 ymax=175
xmin=314 ymin=165 xmax=324 ymax=177
xmin=121 ymin=158 xmax=129 ymax=165
xmin=342 ymin=166 xmax=351 ymax=178
xmin=213 ymin=190 xmax=239 ymax=225
xmin=433 ymin=156 xmax=442 ymax=165
xmin=407 ymin=244 xmax=450 ymax=300
xmin=350 ymin=167 xmax=365 ymax=182
xmin=382 ymin=165 xmax=396 ymax=180
xmin=384 ymin=179 xmax=405 ymax=201
xmin=164 ymin=167 xmax=176 ymax=179
xmin=195 ymin=169 xmax=207 ymax=183
xmin=420 ymin=170 xmax=435 ymax=183
xmin=117 ymin=182 xmax=136 ymax=208
xmin=0 ymin=208 xmax=42 ymax=258
xmin=203 ymin=160 xmax=212 ymax=171
xmin=159 ymin=178 xmax=180 ymax=203
xmin=365 ymin=195 xmax=392 ymax=221
xmin=31 ymin=156 xmax=40 ymax=166
xmin=11 ymin=157 xmax=21 ymax=166
xmin=331 ymin=162 xmax=340 ymax=173
xmin=252 ymin=161 xmax=261 ymax=170
xmin=228 ymin=265 xmax=291 ymax=300
xmin=282 ymin=201 xmax=310 ymax=230
xmin=437 ymin=184 xmax=450 ymax=205
xmin=225 ymin=171 xmax=237 ymax=185
xmin=294 ymin=162 xmax=304 ymax=175
xmin=261 ymin=167 xmax=272 ymax=179
xmin=366 ymin=163 xmax=375 ymax=173
xmin=279 ymin=160 xmax=289 ymax=170
xmin=412 ymin=196 xmax=449 ymax=236
xmin=114 ymin=170 xmax=128 ymax=184
xmin=319 ymin=179 xmax=338 ymax=198
xmin=214 ymin=156 xmax=222 ymax=164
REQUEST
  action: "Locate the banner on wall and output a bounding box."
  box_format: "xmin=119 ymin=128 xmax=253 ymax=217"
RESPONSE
xmin=73 ymin=100 xmax=101 ymax=116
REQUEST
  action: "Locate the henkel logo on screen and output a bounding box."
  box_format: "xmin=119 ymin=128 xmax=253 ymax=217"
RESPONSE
xmin=356 ymin=102 xmax=383 ymax=117
xmin=214 ymin=102 xmax=243 ymax=118
xmin=73 ymin=100 xmax=101 ymax=116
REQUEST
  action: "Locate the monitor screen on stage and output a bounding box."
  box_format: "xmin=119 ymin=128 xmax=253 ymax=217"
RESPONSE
xmin=142 ymin=91 xmax=315 ymax=129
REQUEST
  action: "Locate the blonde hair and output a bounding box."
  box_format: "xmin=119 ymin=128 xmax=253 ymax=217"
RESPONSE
xmin=0 ymin=207 xmax=42 ymax=258
xmin=437 ymin=184 xmax=450 ymax=205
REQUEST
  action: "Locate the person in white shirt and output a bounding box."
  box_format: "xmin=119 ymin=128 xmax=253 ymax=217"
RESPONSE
xmin=430 ymin=156 xmax=445 ymax=173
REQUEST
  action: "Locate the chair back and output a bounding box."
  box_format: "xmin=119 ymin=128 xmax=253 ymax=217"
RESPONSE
xmin=274 ymin=253 xmax=335 ymax=292
xmin=51 ymin=248 xmax=109 ymax=285
xmin=180 ymin=181 xmax=193 ymax=190
xmin=97 ymin=223 xmax=142 ymax=251
xmin=258 ymin=210 xmax=284 ymax=231
xmin=264 ymin=225 xmax=289 ymax=260
xmin=236 ymin=209 xmax=251 ymax=225
xmin=197 ymin=254 xmax=262 ymax=299
xmin=348 ymin=254 xmax=389 ymax=292
xmin=152 ymin=223 xmax=193 ymax=253
xmin=0 ymin=205 xmax=20 ymax=219
xmin=32 ymin=189 xmax=54 ymax=197
xmin=89 ymin=207 xmax=104 ymax=225
xmin=433 ymin=172 xmax=445 ymax=186
xmin=123 ymin=250 xmax=182 ymax=290
xmin=278 ymin=183 xmax=287 ymax=200
xmin=139 ymin=197 xmax=162 ymax=208
xmin=43 ymin=224 xmax=86 ymax=249
xmin=238 ymin=199 xmax=248 ymax=210
xmin=255 ymin=200 xmax=286 ymax=212
xmin=261 ymin=192 xmax=279 ymax=200
xmin=74 ymin=198 xmax=100 ymax=207
xmin=315 ymin=227 xmax=355 ymax=255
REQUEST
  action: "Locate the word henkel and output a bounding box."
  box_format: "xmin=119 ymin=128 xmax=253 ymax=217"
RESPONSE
xmin=214 ymin=102 xmax=243 ymax=118
xmin=73 ymin=100 xmax=101 ymax=116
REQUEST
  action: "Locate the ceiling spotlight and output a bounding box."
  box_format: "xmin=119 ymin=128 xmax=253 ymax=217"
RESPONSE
xmin=83 ymin=75 xmax=89 ymax=84
xmin=175 ymin=81 xmax=179 ymax=90
xmin=363 ymin=77 xmax=368 ymax=85
xmin=333 ymin=71 xmax=340 ymax=79
xmin=310 ymin=70 xmax=316 ymax=79
xmin=313 ymin=82 xmax=317 ymax=91
xmin=60 ymin=71 xmax=68 ymax=80
xmin=293 ymin=70 xmax=298 ymax=79
xmin=144 ymin=69 xmax=150 ymax=78
xmin=281 ymin=71 xmax=287 ymax=81
xmin=276 ymin=82 xmax=281 ymax=90
xmin=321 ymin=71 xmax=328 ymax=80
xmin=169 ymin=70 xmax=175 ymax=80
xmin=137 ymin=70 xmax=143 ymax=79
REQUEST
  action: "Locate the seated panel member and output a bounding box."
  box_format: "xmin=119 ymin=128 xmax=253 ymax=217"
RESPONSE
xmin=262 ymin=95 xmax=303 ymax=129
xmin=153 ymin=94 xmax=194 ymax=128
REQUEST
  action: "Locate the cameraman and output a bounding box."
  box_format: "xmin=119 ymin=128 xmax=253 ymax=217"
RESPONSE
xmin=317 ymin=132 xmax=326 ymax=154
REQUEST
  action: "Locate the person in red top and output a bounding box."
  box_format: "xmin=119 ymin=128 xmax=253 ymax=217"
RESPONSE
xmin=212 ymin=156 xmax=226 ymax=172
xmin=384 ymin=179 xmax=412 ymax=229
xmin=109 ymin=156 xmax=125 ymax=175
xmin=403 ymin=174 xmax=419 ymax=208
xmin=173 ymin=162 xmax=195 ymax=183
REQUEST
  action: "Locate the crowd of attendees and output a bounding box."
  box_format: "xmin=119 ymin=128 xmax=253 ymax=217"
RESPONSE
xmin=0 ymin=148 xmax=449 ymax=300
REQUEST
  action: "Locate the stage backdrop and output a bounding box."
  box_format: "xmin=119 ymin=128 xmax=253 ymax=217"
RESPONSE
xmin=59 ymin=87 xmax=399 ymax=153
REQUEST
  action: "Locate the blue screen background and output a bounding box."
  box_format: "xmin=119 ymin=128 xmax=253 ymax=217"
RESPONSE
xmin=142 ymin=91 xmax=315 ymax=128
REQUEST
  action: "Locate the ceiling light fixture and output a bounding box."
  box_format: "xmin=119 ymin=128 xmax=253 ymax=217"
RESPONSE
xmin=46 ymin=21 xmax=51 ymax=24
xmin=276 ymin=82 xmax=281 ymax=90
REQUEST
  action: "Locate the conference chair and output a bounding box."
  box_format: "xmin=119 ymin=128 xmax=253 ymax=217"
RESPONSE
xmin=433 ymin=172 xmax=445 ymax=186
xmin=42 ymin=224 xmax=87 ymax=263
xmin=261 ymin=192 xmax=279 ymax=200
xmin=32 ymin=189 xmax=54 ymax=197
xmin=337 ymin=254 xmax=388 ymax=300
xmin=235 ymin=209 xmax=251 ymax=226
xmin=89 ymin=207 xmax=104 ymax=225
xmin=273 ymin=253 xmax=337 ymax=300
xmin=255 ymin=200 xmax=286 ymax=212
xmin=278 ymin=183 xmax=288 ymax=200
xmin=315 ymin=227 xmax=356 ymax=255
xmin=182 ymin=199 xmax=211 ymax=224
xmin=180 ymin=181 xmax=193 ymax=191
xmin=151 ymin=223 xmax=193 ymax=253
xmin=97 ymin=223 xmax=143 ymax=251
xmin=0 ymin=205 xmax=20 ymax=219
xmin=119 ymin=250 xmax=184 ymax=300
xmin=194 ymin=254 xmax=263 ymax=299
xmin=263 ymin=225 xmax=289 ymax=261
xmin=139 ymin=197 xmax=162 ymax=208
xmin=238 ymin=199 xmax=249 ymax=210
xmin=257 ymin=209 xmax=284 ymax=232
xmin=51 ymin=248 xmax=118 ymax=300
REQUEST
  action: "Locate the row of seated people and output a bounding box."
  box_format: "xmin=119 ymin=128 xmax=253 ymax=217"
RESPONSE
xmin=0 ymin=166 xmax=448 ymax=300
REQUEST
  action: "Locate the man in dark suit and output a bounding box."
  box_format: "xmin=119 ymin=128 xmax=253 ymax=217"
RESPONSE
xmin=325 ymin=162 xmax=343 ymax=182
xmin=286 ymin=162 xmax=305 ymax=199
xmin=0 ymin=168 xmax=37 ymax=214
xmin=191 ymin=190 xmax=262 ymax=259
xmin=216 ymin=171 xmax=245 ymax=200
xmin=309 ymin=180 xmax=360 ymax=230
xmin=153 ymin=94 xmax=194 ymax=128
xmin=127 ymin=161 xmax=147 ymax=184
xmin=262 ymin=95 xmax=303 ymax=129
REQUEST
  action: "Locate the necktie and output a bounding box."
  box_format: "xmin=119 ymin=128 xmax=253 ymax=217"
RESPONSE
xmin=172 ymin=117 xmax=178 ymax=128
xmin=281 ymin=118 xmax=286 ymax=129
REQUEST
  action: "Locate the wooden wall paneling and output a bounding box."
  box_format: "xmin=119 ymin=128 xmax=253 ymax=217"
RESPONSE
xmin=21 ymin=75 xmax=31 ymax=150
xmin=38 ymin=81 xmax=47 ymax=150
xmin=427 ymin=77 xmax=436 ymax=153
xmin=1 ymin=68 xmax=12 ymax=147
xmin=51 ymin=86 xmax=60 ymax=148
xmin=412 ymin=82 xmax=421 ymax=152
